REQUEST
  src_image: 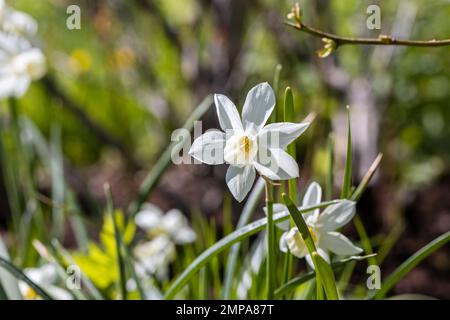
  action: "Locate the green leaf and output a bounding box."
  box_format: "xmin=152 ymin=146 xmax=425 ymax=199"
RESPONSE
xmin=50 ymin=125 xmax=65 ymax=239
xmin=32 ymin=240 xmax=85 ymax=300
xmin=374 ymin=231 xmax=450 ymax=299
xmin=104 ymin=185 xmax=127 ymax=300
xmin=282 ymin=193 xmax=343 ymax=300
xmin=282 ymin=193 xmax=330 ymax=299
xmin=350 ymin=153 xmax=383 ymax=202
xmin=222 ymin=178 xmax=265 ymax=299
xmin=282 ymin=193 xmax=317 ymax=253
xmin=0 ymin=257 xmax=52 ymax=300
xmin=341 ymin=106 xmax=352 ymax=199
xmin=164 ymin=199 xmax=341 ymax=299
xmin=265 ymin=180 xmax=276 ymax=299
xmin=325 ymin=133 xmax=335 ymax=201
xmin=0 ymin=237 xmax=22 ymax=300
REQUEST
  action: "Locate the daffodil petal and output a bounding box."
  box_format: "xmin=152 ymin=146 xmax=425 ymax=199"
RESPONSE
xmin=315 ymin=200 xmax=356 ymax=232
xmin=189 ymin=130 xmax=226 ymax=164
xmin=214 ymin=94 xmax=243 ymax=131
xmin=279 ymin=231 xmax=289 ymax=253
xmin=242 ymin=82 xmax=275 ymax=131
xmin=225 ymin=165 xmax=256 ymax=202
xmin=254 ymin=148 xmax=299 ymax=180
xmin=285 ymin=227 xmax=308 ymax=258
xmin=258 ymin=122 xmax=309 ymax=149
xmin=320 ymin=231 xmax=363 ymax=256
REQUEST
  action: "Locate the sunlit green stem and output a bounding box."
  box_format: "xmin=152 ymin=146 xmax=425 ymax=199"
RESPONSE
xmin=264 ymin=179 xmax=276 ymax=299
xmin=104 ymin=184 xmax=127 ymax=300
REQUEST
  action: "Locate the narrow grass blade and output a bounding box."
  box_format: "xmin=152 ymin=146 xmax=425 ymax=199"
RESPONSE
xmin=0 ymin=281 xmax=7 ymax=300
xmin=50 ymin=125 xmax=65 ymax=239
xmin=341 ymin=106 xmax=352 ymax=199
xmin=272 ymin=64 xmax=283 ymax=122
xmin=350 ymin=153 xmax=383 ymax=202
xmin=374 ymin=231 xmax=450 ymax=299
xmin=265 ymin=180 xmax=276 ymax=299
xmin=222 ymin=178 xmax=264 ymax=299
xmin=50 ymin=240 xmax=104 ymax=300
xmin=129 ymin=95 xmax=213 ymax=217
xmin=350 ymin=154 xmax=383 ymax=266
xmin=376 ymin=221 xmax=405 ymax=265
xmin=282 ymin=193 xmax=317 ymax=253
xmin=104 ymin=184 xmax=127 ymax=300
xmin=339 ymin=153 xmax=383 ymax=289
xmin=21 ymin=118 xmax=89 ymax=251
xmin=341 ymin=106 xmax=353 ymax=199
xmin=275 ymin=254 xmax=376 ymax=298
xmin=32 ymin=240 xmax=85 ymax=300
xmin=0 ymin=257 xmax=52 ymax=300
xmin=325 ymin=133 xmax=335 ymax=200
xmin=282 ymin=193 xmax=328 ymax=299
xmin=313 ymin=253 xmax=339 ymax=300
xmin=164 ymin=200 xmax=340 ymax=299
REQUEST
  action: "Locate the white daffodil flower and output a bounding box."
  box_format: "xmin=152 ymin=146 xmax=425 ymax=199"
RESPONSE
xmin=19 ymin=264 xmax=73 ymax=300
xmin=134 ymin=236 xmax=176 ymax=280
xmin=272 ymin=182 xmax=362 ymax=268
xmin=135 ymin=203 xmax=196 ymax=244
xmin=0 ymin=33 xmax=46 ymax=99
xmin=0 ymin=0 xmax=38 ymax=36
xmin=189 ymin=82 xmax=309 ymax=202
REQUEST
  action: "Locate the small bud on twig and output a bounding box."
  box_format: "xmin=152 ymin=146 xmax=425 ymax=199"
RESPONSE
xmin=287 ymin=3 xmax=302 ymax=26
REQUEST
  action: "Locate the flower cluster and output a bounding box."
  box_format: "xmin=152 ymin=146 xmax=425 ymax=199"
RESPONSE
xmin=190 ymin=82 xmax=309 ymax=202
xmin=0 ymin=0 xmax=45 ymax=99
xmin=191 ymin=83 xmax=362 ymax=268
xmin=19 ymin=264 xmax=72 ymax=300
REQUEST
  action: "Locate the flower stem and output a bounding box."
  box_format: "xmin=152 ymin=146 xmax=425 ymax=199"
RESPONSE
xmin=264 ymin=179 xmax=276 ymax=299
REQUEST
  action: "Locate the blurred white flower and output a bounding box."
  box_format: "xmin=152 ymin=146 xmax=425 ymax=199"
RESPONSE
xmin=0 ymin=32 xmax=45 ymax=99
xmin=135 ymin=203 xmax=196 ymax=244
xmin=19 ymin=264 xmax=72 ymax=300
xmin=270 ymin=182 xmax=363 ymax=268
xmin=126 ymin=278 xmax=163 ymax=300
xmin=0 ymin=0 xmax=38 ymax=36
xmin=189 ymin=82 xmax=309 ymax=202
xmin=134 ymin=236 xmax=176 ymax=280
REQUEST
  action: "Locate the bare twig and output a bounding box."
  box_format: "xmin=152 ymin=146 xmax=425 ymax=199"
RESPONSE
xmin=285 ymin=21 xmax=450 ymax=47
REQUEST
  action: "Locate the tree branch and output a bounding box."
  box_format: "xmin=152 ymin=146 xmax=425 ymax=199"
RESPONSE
xmin=285 ymin=21 xmax=450 ymax=47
